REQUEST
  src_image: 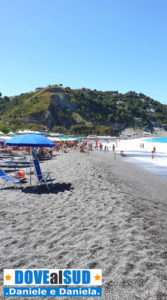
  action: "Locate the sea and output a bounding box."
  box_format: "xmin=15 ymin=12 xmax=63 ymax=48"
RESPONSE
xmin=146 ymin=137 xmax=167 ymax=143
xmin=124 ymin=137 xmax=167 ymax=179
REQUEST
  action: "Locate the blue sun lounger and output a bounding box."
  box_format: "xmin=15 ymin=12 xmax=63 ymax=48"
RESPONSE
xmin=33 ymin=159 xmax=55 ymax=189
xmin=0 ymin=169 xmax=22 ymax=189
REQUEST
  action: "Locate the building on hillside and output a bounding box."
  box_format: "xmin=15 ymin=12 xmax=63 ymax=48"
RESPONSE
xmin=134 ymin=117 xmax=142 ymax=123
xmin=146 ymin=108 xmax=155 ymax=113
xmin=116 ymin=100 xmax=124 ymax=105
xmin=9 ymin=96 xmax=17 ymax=101
xmin=35 ymin=87 xmax=44 ymax=91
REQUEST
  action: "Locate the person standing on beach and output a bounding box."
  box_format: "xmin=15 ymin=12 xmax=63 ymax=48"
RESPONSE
xmin=112 ymin=143 xmax=116 ymax=159
xmin=152 ymin=151 xmax=154 ymax=159
xmin=152 ymin=146 xmax=156 ymax=159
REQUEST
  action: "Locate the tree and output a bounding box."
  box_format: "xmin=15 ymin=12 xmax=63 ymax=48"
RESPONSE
xmin=3 ymin=96 xmax=10 ymax=102
xmin=0 ymin=123 xmax=10 ymax=134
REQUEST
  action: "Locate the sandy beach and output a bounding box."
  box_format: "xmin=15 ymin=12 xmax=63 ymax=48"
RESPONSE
xmin=1 ymin=148 xmax=167 ymax=300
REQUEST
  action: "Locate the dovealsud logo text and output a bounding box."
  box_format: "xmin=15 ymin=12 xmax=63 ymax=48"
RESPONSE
xmin=4 ymin=269 xmax=102 ymax=297
xmin=4 ymin=269 xmax=102 ymax=286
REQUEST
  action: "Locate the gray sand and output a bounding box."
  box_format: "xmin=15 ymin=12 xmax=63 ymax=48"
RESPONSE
xmin=0 ymin=150 xmax=167 ymax=300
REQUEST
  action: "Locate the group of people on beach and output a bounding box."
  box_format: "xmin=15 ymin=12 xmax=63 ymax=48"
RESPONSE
xmin=79 ymin=140 xmax=114 ymax=153
xmin=140 ymin=142 xmax=157 ymax=159
xmin=95 ymin=140 xmax=111 ymax=152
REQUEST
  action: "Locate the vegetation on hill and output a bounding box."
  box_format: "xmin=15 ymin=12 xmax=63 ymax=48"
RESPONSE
xmin=0 ymin=85 xmax=167 ymax=135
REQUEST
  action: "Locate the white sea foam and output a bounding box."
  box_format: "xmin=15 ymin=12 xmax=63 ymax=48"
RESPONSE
xmin=106 ymin=138 xmax=167 ymax=178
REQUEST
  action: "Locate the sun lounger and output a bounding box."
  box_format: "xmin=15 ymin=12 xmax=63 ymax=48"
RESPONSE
xmin=13 ymin=156 xmax=26 ymax=162
xmin=0 ymin=159 xmax=16 ymax=168
xmin=0 ymin=169 xmax=22 ymax=189
xmin=33 ymin=159 xmax=55 ymax=189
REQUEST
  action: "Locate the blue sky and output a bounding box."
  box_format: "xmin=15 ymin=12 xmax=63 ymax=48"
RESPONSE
xmin=0 ymin=0 xmax=167 ymax=103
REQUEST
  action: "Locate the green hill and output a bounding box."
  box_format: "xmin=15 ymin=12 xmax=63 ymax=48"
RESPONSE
xmin=0 ymin=85 xmax=167 ymax=135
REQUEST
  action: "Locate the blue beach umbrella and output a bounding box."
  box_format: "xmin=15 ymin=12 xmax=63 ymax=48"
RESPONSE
xmin=6 ymin=134 xmax=55 ymax=185
xmin=6 ymin=134 xmax=54 ymax=147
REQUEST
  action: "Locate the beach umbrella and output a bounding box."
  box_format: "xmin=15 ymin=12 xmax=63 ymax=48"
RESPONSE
xmin=0 ymin=138 xmax=6 ymax=142
xmin=5 ymin=134 xmax=54 ymax=147
xmin=67 ymin=137 xmax=77 ymax=141
xmin=6 ymin=134 xmax=55 ymax=185
xmin=0 ymin=138 xmax=6 ymax=147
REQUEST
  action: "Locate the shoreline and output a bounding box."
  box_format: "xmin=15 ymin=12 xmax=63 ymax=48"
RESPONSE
xmin=92 ymin=150 xmax=167 ymax=203
xmin=104 ymin=137 xmax=167 ymax=180
xmin=124 ymin=155 xmax=167 ymax=179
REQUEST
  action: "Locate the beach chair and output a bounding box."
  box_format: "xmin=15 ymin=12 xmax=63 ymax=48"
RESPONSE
xmin=33 ymin=159 xmax=55 ymax=190
xmin=0 ymin=169 xmax=22 ymax=189
xmin=0 ymin=159 xmax=17 ymax=169
xmin=32 ymin=149 xmax=39 ymax=160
